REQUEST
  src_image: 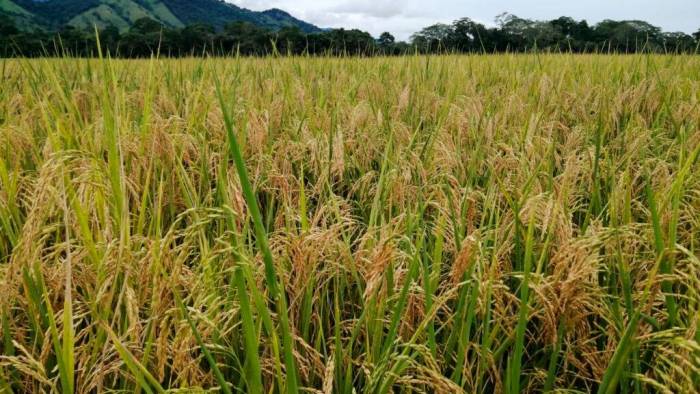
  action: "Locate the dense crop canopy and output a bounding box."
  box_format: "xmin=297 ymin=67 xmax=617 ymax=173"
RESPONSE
xmin=0 ymin=54 xmax=699 ymax=393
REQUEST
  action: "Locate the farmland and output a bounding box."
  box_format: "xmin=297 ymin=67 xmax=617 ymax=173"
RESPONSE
xmin=0 ymin=54 xmax=699 ymax=393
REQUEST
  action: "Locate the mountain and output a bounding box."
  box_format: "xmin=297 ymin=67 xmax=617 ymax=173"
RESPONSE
xmin=0 ymin=0 xmax=322 ymax=32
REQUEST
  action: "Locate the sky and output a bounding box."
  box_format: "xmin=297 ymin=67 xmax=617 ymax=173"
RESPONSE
xmin=232 ymin=0 xmax=700 ymax=41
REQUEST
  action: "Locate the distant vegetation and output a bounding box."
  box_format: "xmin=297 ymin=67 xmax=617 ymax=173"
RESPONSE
xmin=1 ymin=12 xmax=699 ymax=57
xmin=412 ymin=14 xmax=699 ymax=54
xmin=1 ymin=0 xmax=321 ymax=32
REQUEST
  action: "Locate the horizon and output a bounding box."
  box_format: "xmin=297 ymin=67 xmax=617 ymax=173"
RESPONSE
xmin=232 ymin=0 xmax=700 ymax=40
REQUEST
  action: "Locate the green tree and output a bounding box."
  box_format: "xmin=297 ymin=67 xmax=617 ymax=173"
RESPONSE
xmin=378 ymin=32 xmax=396 ymax=54
xmin=0 ymin=15 xmax=19 ymax=36
xmin=325 ymin=28 xmax=376 ymax=55
xmin=410 ymin=23 xmax=454 ymax=52
xmin=275 ymin=26 xmax=305 ymax=55
xmin=122 ymin=18 xmax=167 ymax=57
xmin=662 ymin=32 xmax=696 ymax=53
xmin=56 ymin=26 xmax=93 ymax=56
xmin=594 ymin=20 xmax=662 ymax=52
xmin=98 ymin=25 xmax=121 ymax=55
xmin=549 ymin=16 xmax=582 ymax=50
xmin=0 ymin=15 xmax=19 ymax=57
xmin=131 ymin=17 xmax=164 ymax=35
xmin=378 ymin=32 xmax=395 ymax=46
xmin=179 ymin=23 xmax=215 ymax=54
xmin=221 ymin=21 xmax=271 ymax=55
xmin=452 ymin=18 xmax=489 ymax=52
xmin=494 ymin=13 xmax=536 ymax=50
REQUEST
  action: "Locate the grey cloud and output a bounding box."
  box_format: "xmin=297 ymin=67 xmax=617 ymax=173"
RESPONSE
xmin=327 ymin=1 xmax=404 ymax=18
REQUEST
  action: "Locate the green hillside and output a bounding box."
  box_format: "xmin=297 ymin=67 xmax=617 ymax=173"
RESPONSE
xmin=1 ymin=0 xmax=321 ymax=32
xmin=0 ymin=0 xmax=39 ymax=29
xmin=66 ymin=0 xmax=184 ymax=31
xmin=163 ymin=0 xmax=319 ymax=32
xmin=0 ymin=0 xmax=28 ymax=14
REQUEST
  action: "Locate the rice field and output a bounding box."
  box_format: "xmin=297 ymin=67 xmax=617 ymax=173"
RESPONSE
xmin=0 ymin=54 xmax=699 ymax=393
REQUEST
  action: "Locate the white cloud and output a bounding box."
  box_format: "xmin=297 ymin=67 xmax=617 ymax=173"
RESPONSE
xmin=328 ymin=1 xmax=404 ymax=18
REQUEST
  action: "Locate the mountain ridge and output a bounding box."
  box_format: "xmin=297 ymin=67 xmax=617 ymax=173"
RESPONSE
xmin=0 ymin=0 xmax=322 ymax=32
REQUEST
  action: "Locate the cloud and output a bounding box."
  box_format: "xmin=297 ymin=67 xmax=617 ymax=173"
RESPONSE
xmin=229 ymin=0 xmax=445 ymax=39
xmin=233 ymin=0 xmax=273 ymax=10
xmin=327 ymin=1 xmax=404 ymax=18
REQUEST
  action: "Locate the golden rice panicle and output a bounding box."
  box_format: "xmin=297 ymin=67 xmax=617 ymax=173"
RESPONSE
xmin=0 ymin=54 xmax=699 ymax=393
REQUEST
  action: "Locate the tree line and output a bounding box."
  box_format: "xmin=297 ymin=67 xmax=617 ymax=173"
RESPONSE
xmin=1 ymin=13 xmax=699 ymax=57
xmin=412 ymin=14 xmax=699 ymax=54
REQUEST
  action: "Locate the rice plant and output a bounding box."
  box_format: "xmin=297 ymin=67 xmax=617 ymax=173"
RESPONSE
xmin=1 ymin=53 xmax=699 ymax=393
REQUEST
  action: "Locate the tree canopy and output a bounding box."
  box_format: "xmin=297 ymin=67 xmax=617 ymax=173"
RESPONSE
xmin=1 ymin=14 xmax=698 ymax=58
xmin=411 ymin=14 xmax=698 ymax=54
